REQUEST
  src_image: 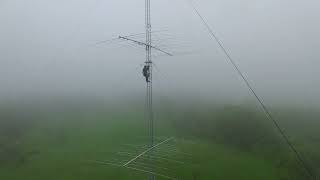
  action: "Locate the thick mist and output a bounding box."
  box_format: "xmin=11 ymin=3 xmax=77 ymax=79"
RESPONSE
xmin=0 ymin=0 xmax=319 ymax=107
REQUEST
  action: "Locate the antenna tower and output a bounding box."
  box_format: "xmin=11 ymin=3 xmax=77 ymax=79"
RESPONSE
xmin=145 ymin=1 xmax=154 ymax=179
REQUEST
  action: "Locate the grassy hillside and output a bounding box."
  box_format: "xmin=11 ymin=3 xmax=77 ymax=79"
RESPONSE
xmin=0 ymin=101 xmax=319 ymax=179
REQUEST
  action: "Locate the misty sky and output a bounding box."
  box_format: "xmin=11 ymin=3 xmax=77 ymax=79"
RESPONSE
xmin=0 ymin=0 xmax=319 ymax=106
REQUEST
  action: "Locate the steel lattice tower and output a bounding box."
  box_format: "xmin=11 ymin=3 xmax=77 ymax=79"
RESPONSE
xmin=145 ymin=1 xmax=155 ymax=180
xmin=112 ymin=1 xmax=172 ymax=178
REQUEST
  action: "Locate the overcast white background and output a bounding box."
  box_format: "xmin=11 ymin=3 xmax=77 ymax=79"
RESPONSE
xmin=0 ymin=0 xmax=319 ymax=107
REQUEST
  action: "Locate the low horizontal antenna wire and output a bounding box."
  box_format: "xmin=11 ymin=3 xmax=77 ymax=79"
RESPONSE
xmin=187 ymin=0 xmax=316 ymax=179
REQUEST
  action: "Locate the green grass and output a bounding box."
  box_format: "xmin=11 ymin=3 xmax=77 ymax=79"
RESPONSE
xmin=0 ymin=102 xmax=319 ymax=179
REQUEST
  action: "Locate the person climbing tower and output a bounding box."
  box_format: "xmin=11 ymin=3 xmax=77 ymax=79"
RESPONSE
xmin=142 ymin=64 xmax=150 ymax=82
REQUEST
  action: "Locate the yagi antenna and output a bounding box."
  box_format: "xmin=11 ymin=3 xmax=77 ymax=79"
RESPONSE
xmin=118 ymin=36 xmax=173 ymax=56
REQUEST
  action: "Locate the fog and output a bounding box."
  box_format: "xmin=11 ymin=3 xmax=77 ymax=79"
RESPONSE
xmin=0 ymin=0 xmax=319 ymax=107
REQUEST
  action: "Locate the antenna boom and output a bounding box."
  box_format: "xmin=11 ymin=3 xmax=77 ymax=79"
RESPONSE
xmin=118 ymin=36 xmax=173 ymax=56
